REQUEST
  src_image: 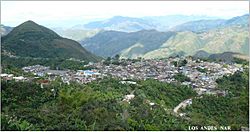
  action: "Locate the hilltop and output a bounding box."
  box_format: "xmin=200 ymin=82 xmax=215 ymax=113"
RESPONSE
xmin=1 ymin=20 xmax=100 ymax=62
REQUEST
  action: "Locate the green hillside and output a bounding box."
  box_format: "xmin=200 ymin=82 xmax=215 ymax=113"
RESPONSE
xmin=143 ymin=26 xmax=248 ymax=59
xmin=82 ymin=30 xmax=176 ymax=58
xmin=201 ymin=26 xmax=249 ymax=55
xmin=80 ymin=14 xmax=248 ymax=59
xmin=143 ymin=31 xmax=204 ymax=59
xmin=1 ymin=21 xmax=100 ymax=62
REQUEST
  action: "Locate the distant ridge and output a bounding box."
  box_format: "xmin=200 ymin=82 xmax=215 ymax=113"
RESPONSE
xmin=208 ymin=52 xmax=249 ymax=62
xmin=193 ymin=50 xmax=249 ymax=63
xmin=0 ymin=24 xmax=13 ymax=36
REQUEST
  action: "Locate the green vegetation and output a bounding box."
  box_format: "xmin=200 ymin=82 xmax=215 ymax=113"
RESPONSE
xmin=1 ymin=64 xmax=248 ymax=130
xmin=173 ymin=73 xmax=191 ymax=82
xmin=172 ymin=59 xmax=188 ymax=67
xmin=196 ymin=67 xmax=208 ymax=73
xmin=1 ymin=20 xmax=100 ymax=62
xmin=234 ymin=57 xmax=249 ymax=66
xmin=183 ymin=69 xmax=249 ymax=130
xmin=1 ymin=77 xmax=196 ymax=130
xmin=81 ymin=14 xmax=248 ymax=59
xmin=82 ymin=30 xmax=176 ymax=58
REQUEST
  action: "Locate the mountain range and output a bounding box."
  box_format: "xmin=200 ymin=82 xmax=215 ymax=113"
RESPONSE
xmin=80 ymin=14 xmax=249 ymax=59
xmin=1 ymin=14 xmax=248 ymax=60
xmin=65 ymin=15 xmax=220 ymax=33
xmin=1 ymin=24 xmax=13 ymax=36
xmin=1 ymin=21 xmax=100 ymax=62
xmin=171 ymin=14 xmax=249 ymax=32
xmin=81 ymin=30 xmax=176 ymax=58
xmin=83 ymin=16 xmax=157 ymax=32
xmin=48 ymin=15 xmax=220 ymax=39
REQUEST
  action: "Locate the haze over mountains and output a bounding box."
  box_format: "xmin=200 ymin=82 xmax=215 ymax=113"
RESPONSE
xmin=73 ymin=15 xmax=221 ymax=32
xmin=172 ymin=14 xmax=249 ymax=32
xmin=1 ymin=24 xmax=13 ymax=36
xmin=47 ymin=15 xmax=222 ymax=41
xmin=1 ymin=14 xmax=249 ymax=60
xmin=80 ymin=14 xmax=249 ymax=59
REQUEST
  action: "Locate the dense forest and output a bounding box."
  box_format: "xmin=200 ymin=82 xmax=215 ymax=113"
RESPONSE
xmin=1 ymin=78 xmax=196 ymax=130
xmin=1 ymin=68 xmax=249 ymax=130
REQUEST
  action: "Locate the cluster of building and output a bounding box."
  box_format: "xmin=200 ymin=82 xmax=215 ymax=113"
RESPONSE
xmin=1 ymin=73 xmax=27 ymax=82
xmin=1 ymin=57 xmax=244 ymax=97
xmin=14 ymin=65 xmax=102 ymax=85
xmin=89 ymin=57 xmax=243 ymax=96
xmin=1 ymin=57 xmax=245 ymax=119
xmin=22 ymin=65 xmax=50 ymax=76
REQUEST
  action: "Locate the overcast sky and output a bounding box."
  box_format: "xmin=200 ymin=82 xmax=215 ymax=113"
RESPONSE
xmin=1 ymin=1 xmax=249 ymax=28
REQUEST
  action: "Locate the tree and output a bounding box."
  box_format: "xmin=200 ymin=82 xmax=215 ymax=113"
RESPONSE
xmin=114 ymin=54 xmax=120 ymax=60
xmin=106 ymin=57 xmax=111 ymax=61
xmin=173 ymin=73 xmax=191 ymax=82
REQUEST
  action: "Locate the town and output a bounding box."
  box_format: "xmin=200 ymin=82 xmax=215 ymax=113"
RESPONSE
xmin=1 ymin=56 xmax=248 ymax=129
xmin=1 ymin=57 xmax=244 ymax=98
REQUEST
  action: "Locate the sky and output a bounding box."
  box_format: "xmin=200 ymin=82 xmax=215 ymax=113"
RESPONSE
xmin=1 ymin=1 xmax=249 ymax=28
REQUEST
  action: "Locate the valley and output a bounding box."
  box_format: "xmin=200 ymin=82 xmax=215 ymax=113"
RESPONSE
xmin=1 ymin=3 xmax=249 ymax=130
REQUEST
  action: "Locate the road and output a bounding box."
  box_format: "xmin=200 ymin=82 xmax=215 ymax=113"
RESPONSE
xmin=173 ymin=98 xmax=192 ymax=116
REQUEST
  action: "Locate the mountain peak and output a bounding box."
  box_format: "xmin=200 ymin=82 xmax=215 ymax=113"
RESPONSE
xmin=2 ymin=21 xmax=100 ymax=61
xmin=21 ymin=20 xmax=40 ymax=27
xmin=7 ymin=20 xmax=60 ymax=39
xmin=24 ymin=20 xmax=37 ymax=24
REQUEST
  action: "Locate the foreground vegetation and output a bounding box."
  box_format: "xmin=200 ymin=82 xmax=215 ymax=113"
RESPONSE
xmin=1 ymin=68 xmax=249 ymax=130
xmin=184 ymin=69 xmax=249 ymax=130
xmin=1 ymin=78 xmax=196 ymax=130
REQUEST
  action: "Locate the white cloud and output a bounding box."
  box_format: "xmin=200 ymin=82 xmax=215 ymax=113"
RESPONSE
xmin=1 ymin=1 xmax=248 ymax=27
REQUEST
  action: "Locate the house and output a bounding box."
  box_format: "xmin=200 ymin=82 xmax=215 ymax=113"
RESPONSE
xmin=123 ymin=94 xmax=135 ymax=103
xmin=1 ymin=73 xmax=14 ymax=80
xmin=13 ymin=76 xmax=26 ymax=81
xmin=45 ymin=70 xmax=67 ymax=76
xmin=0 ymin=74 xmax=8 ymax=77
xmin=120 ymin=81 xmax=137 ymax=85
xmin=149 ymin=102 xmax=155 ymax=106
xmin=76 ymin=70 xmax=101 ymax=78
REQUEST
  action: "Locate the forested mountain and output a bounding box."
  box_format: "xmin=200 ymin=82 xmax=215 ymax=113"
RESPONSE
xmin=81 ymin=30 xmax=176 ymax=58
xmin=1 ymin=21 xmax=100 ymax=62
xmin=81 ymin=26 xmax=248 ymax=59
xmin=80 ymin=14 xmax=248 ymax=59
xmin=144 ymin=25 xmax=248 ymax=59
xmin=52 ymin=15 xmax=220 ymax=41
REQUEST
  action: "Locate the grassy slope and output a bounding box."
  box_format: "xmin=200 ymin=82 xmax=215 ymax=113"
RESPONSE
xmin=143 ymin=26 xmax=248 ymax=59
